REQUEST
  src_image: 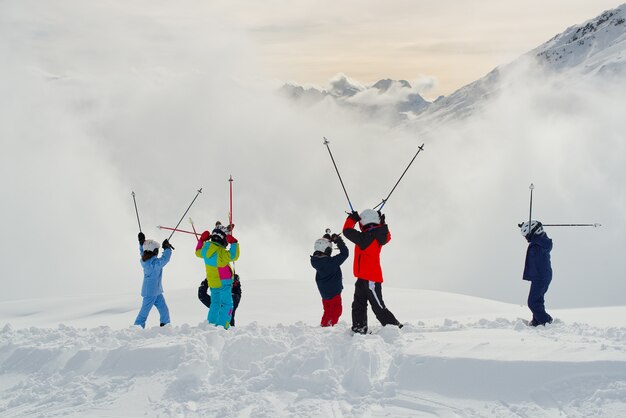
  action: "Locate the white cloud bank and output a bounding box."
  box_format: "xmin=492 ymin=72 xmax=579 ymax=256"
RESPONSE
xmin=0 ymin=0 xmax=624 ymax=309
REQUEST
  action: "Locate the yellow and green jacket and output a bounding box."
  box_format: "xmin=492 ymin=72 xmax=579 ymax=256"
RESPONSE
xmin=196 ymin=240 xmax=240 ymax=288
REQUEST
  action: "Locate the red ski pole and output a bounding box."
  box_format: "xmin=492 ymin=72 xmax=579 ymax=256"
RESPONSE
xmin=228 ymin=175 xmax=236 ymax=275
xmin=157 ymin=225 xmax=196 ymax=236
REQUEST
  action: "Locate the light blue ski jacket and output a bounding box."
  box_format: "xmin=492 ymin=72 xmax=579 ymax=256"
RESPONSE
xmin=139 ymin=244 xmax=172 ymax=297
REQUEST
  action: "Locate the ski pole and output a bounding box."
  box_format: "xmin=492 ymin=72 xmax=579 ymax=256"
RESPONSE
xmin=323 ymin=137 xmax=355 ymax=212
xmin=131 ymin=191 xmax=142 ymax=232
xmin=528 ymin=183 xmax=534 ymax=229
xmin=229 ymin=175 xmax=233 ymax=226
xmin=158 ymin=225 xmax=197 ymax=235
xmin=373 ymin=143 xmax=425 ymax=211
xmin=542 ymin=223 xmax=602 ymax=227
xmin=228 ymin=175 xmax=237 ymax=275
xmin=167 ymin=188 xmax=203 ymax=243
xmin=189 ymin=218 xmax=199 ymax=240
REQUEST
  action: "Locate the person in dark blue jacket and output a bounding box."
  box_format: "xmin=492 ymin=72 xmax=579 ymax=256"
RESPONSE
xmin=521 ymin=220 xmax=553 ymax=327
xmin=134 ymin=232 xmax=173 ymax=328
xmin=310 ymin=232 xmax=349 ymax=327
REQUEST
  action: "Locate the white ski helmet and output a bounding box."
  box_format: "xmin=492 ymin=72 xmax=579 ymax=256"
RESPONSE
xmin=360 ymin=209 xmax=380 ymax=226
xmin=143 ymin=239 xmax=160 ymax=252
xmin=520 ymin=220 xmax=543 ymax=237
xmin=314 ymin=238 xmax=332 ymax=254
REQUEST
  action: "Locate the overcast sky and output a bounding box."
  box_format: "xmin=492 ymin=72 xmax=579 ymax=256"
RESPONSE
xmin=215 ymin=0 xmax=621 ymax=98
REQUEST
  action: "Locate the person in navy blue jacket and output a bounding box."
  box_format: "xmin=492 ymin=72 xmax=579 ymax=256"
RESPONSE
xmin=521 ymin=221 xmax=553 ymax=327
xmin=310 ymin=232 xmax=349 ymax=327
xmin=134 ymin=232 xmax=173 ymax=328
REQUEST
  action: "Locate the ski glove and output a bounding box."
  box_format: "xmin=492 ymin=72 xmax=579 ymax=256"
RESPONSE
xmin=226 ymin=234 xmax=238 ymax=244
xmin=331 ymin=234 xmax=344 ymax=245
xmin=377 ymin=210 xmax=386 ymax=224
xmin=530 ymin=222 xmax=543 ymax=237
xmin=138 ymin=232 xmax=145 ymax=245
xmin=200 ymin=231 xmax=210 ymax=242
xmin=162 ymin=239 xmax=174 ymax=250
xmin=348 ymin=211 xmax=361 ymax=222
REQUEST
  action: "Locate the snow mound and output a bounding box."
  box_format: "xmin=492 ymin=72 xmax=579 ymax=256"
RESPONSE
xmin=1 ymin=288 xmax=626 ymax=417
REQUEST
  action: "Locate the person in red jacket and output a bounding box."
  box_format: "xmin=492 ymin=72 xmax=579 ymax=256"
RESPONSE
xmin=343 ymin=209 xmax=402 ymax=334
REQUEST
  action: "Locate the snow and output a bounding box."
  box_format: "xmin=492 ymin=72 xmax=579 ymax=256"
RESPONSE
xmin=1 ymin=280 xmax=625 ymax=417
xmin=535 ymin=5 xmax=626 ymax=73
xmin=2 ymin=2 xmax=626 ymax=416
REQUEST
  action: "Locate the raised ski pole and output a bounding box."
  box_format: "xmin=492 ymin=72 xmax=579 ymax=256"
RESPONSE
xmin=131 ymin=191 xmax=142 ymax=232
xmin=229 ymin=175 xmax=233 ymax=226
xmin=167 ymin=188 xmax=203 ymax=245
xmin=228 ymin=175 xmax=236 ymax=274
xmin=323 ymin=137 xmax=355 ymax=212
xmin=189 ymin=218 xmax=199 ymax=240
xmin=158 ymin=225 xmax=197 ymax=235
xmin=542 ymin=223 xmax=602 ymax=227
xmin=528 ymin=183 xmax=534 ymax=228
xmin=373 ymin=143 xmax=425 ymax=211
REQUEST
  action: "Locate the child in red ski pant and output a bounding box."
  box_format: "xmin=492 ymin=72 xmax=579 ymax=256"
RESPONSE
xmin=310 ymin=232 xmax=349 ymax=326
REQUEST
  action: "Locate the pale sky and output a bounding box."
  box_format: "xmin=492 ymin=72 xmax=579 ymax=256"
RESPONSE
xmin=217 ymin=0 xmax=622 ymax=98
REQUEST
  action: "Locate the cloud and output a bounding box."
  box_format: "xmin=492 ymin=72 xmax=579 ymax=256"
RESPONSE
xmin=1 ymin=0 xmax=624 ymax=311
xmin=412 ymin=76 xmax=438 ymax=94
xmin=0 ymin=0 xmax=412 ymax=303
xmin=344 ymin=77 xmax=437 ymax=108
xmin=327 ymin=73 xmax=365 ymax=96
xmin=0 ymin=0 xmax=260 ymax=300
xmin=391 ymin=56 xmax=626 ymax=308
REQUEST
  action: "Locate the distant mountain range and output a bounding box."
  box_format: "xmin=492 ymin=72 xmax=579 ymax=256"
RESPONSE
xmin=279 ymin=75 xmax=431 ymax=119
xmin=280 ymin=4 xmax=626 ymax=122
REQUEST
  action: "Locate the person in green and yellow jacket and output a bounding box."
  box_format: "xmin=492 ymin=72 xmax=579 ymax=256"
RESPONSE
xmin=195 ymin=223 xmax=240 ymax=328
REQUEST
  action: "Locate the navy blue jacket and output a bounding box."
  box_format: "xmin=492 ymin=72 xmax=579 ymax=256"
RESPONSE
xmin=310 ymin=238 xmax=349 ymax=300
xmin=523 ymin=232 xmax=553 ymax=282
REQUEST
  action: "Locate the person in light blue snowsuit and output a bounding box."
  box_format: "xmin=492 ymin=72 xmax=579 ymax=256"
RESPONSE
xmin=521 ymin=221 xmax=553 ymax=327
xmin=134 ymin=232 xmax=173 ymax=328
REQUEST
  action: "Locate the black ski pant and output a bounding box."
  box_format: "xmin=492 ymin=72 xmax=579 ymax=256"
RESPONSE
xmin=351 ymin=278 xmax=400 ymax=333
xmin=198 ymin=280 xmax=241 ymax=326
xmin=231 ymin=293 xmax=241 ymax=326
xmin=198 ymin=279 xmax=212 ymax=309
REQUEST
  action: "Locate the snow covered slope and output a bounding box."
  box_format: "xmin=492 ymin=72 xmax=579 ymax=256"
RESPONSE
xmin=1 ymin=281 xmax=625 ymax=417
xmin=535 ymin=7 xmax=626 ymax=74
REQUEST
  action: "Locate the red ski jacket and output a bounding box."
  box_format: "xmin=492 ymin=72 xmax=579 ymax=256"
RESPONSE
xmin=342 ymin=216 xmax=391 ymax=283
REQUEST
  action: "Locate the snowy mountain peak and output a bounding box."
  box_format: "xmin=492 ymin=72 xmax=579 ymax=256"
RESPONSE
xmin=535 ymin=4 xmax=626 ymax=70
xmin=575 ymin=8 xmax=625 ymax=37
xmin=372 ymin=78 xmax=412 ymax=92
xmin=328 ymin=73 xmax=364 ymax=97
xmin=280 ymin=75 xmax=429 ymax=119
